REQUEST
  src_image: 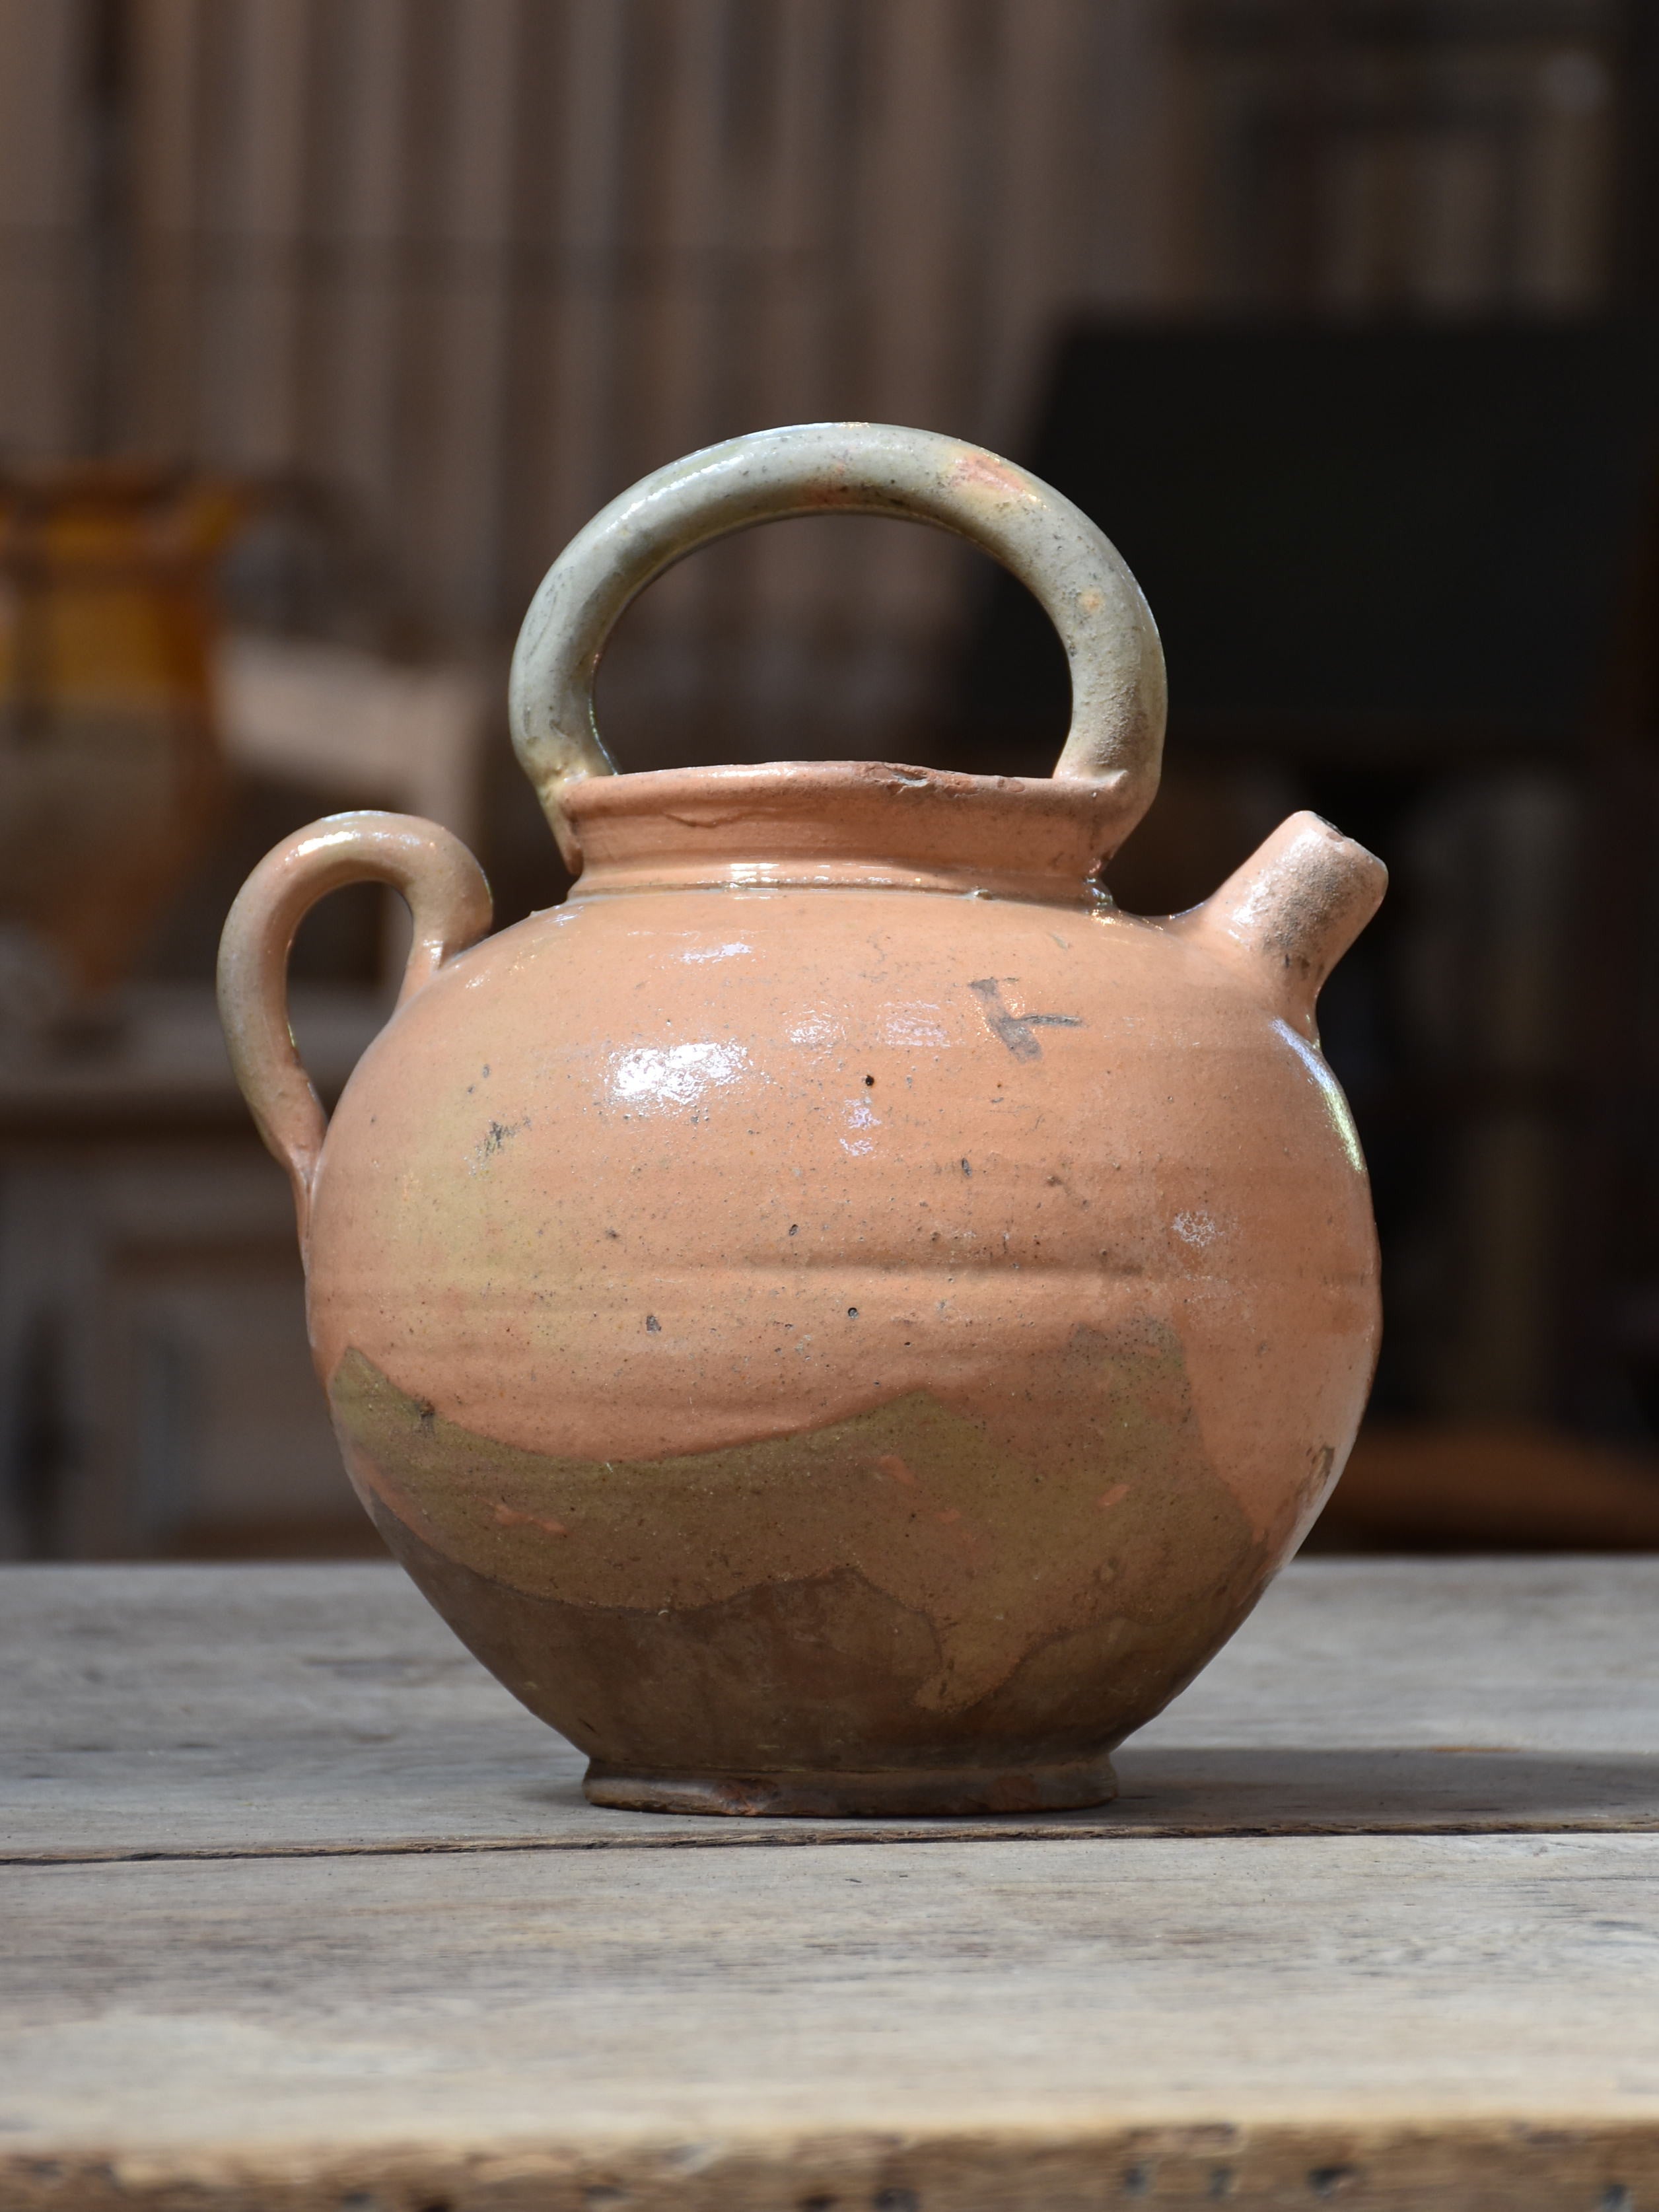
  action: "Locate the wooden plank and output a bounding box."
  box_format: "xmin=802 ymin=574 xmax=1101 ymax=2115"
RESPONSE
xmin=845 ymin=0 xmax=968 ymax=714
xmin=973 ymin=0 xmax=1084 ymax=446
xmin=4 ymin=1559 xmax=1657 ymax=1861
xmin=412 ymin=0 xmax=522 ymax=641
xmin=736 ymin=0 xmax=857 ymax=752
xmin=1 ymin=1833 xmax=1658 ymax=2204
xmin=0 ymin=0 xmax=87 ymax=457
xmin=520 ymin=0 xmax=631 ymax=572
xmin=126 ymin=0 xmax=207 ymax=456
xmin=306 ymin=0 xmax=409 ymax=547
xmin=618 ymin=0 xmax=731 ymax=721
xmin=1085 ymin=0 xmax=1192 ymax=310
xmin=197 ymin=0 xmax=312 ymax=469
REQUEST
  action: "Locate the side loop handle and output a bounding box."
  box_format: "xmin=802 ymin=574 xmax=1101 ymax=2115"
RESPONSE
xmin=509 ymin=421 xmax=1166 ymax=872
xmin=217 ymin=811 xmax=492 ymax=1237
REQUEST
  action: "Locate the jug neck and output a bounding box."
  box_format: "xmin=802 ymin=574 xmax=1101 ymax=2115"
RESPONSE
xmin=563 ymin=760 xmax=1121 ymax=907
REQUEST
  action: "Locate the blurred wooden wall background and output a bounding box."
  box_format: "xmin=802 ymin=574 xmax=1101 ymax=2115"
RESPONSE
xmin=0 ymin=0 xmax=1625 ymax=760
xmin=0 ymin=0 xmax=1182 ymax=756
xmin=0 ymin=0 xmax=1647 ymax=1557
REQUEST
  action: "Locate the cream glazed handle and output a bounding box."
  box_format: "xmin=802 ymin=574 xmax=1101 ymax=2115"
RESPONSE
xmin=509 ymin=420 xmax=1168 ymax=872
xmin=217 ymin=811 xmax=492 ymax=1237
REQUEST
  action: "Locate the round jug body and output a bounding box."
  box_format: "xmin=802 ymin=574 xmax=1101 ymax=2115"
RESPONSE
xmin=305 ymin=816 xmax=1378 ymax=1815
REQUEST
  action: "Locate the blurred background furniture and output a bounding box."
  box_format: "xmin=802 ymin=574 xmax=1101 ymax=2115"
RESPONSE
xmin=217 ymin=633 xmax=490 ymax=855
xmin=0 ymin=592 xmax=491 ymax=1561
xmin=0 ymin=986 xmax=385 ymax=1559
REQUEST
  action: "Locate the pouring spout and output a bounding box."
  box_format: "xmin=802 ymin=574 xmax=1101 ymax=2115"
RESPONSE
xmin=1163 ymin=811 xmax=1387 ymax=1042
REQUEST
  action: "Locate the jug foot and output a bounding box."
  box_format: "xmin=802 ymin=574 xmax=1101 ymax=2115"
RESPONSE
xmin=582 ymin=1754 xmax=1117 ymax=1818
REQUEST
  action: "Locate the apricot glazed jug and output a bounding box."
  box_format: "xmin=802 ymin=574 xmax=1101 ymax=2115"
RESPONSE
xmin=219 ymin=422 xmax=1384 ymax=1818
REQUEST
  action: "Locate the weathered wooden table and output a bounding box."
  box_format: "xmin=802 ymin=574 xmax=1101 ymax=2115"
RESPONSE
xmin=4 ymin=1558 xmax=1657 ymax=2209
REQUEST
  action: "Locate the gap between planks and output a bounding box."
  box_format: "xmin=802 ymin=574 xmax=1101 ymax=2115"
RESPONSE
xmin=8 ymin=1808 xmax=1658 ymax=1869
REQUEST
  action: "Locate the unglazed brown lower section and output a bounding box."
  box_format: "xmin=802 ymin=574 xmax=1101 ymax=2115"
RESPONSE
xmin=582 ymin=1754 xmax=1117 ymax=1818
xmin=339 ymin=1344 xmax=1275 ymax=1810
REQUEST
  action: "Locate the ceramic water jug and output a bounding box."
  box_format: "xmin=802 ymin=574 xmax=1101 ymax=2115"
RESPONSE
xmin=220 ymin=423 xmax=1384 ymax=1817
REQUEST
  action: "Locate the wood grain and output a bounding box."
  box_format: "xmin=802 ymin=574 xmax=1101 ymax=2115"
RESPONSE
xmin=5 ymin=1558 xmax=1658 ymax=1861
xmin=2 ymin=1835 xmax=1658 ymax=2206
xmin=4 ymin=1559 xmax=1658 ymax=2205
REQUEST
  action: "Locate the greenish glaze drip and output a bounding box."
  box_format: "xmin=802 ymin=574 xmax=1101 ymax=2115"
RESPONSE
xmin=332 ymin=1325 xmax=1260 ymax=1717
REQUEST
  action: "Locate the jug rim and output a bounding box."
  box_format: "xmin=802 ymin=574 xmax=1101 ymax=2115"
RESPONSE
xmin=509 ymin=425 xmax=1164 ymax=876
xmin=562 ymin=757 xmax=1123 ymax=906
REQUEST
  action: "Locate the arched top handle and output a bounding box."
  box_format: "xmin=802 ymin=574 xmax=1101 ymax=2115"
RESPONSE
xmin=509 ymin=421 xmax=1167 ymax=873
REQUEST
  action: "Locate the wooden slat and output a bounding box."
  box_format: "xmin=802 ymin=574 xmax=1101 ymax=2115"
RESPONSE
xmin=1090 ymin=0 xmax=1195 ymax=308
xmin=735 ymin=0 xmax=857 ymax=750
xmin=415 ymin=0 xmax=522 ymax=641
xmin=5 ymin=1558 xmax=1658 ymax=1862
xmin=372 ymin=0 xmax=452 ymax=639
xmin=198 ymin=0 xmax=312 ymax=468
xmin=520 ymin=0 xmax=631 ymax=575
xmin=306 ymin=0 xmax=409 ymax=536
xmin=0 ymin=0 xmax=87 ymax=456
xmin=973 ymin=0 xmax=1082 ymax=446
xmin=126 ymin=0 xmax=206 ymax=456
xmin=841 ymin=0 xmax=970 ymax=723
xmin=2 ymin=1835 xmax=1658 ymax=2204
xmin=620 ymin=0 xmax=732 ymax=728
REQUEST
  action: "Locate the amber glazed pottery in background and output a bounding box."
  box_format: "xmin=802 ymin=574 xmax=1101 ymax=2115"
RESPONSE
xmin=1 ymin=464 xmax=243 ymax=1008
xmin=220 ymin=423 xmax=1384 ymax=1817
